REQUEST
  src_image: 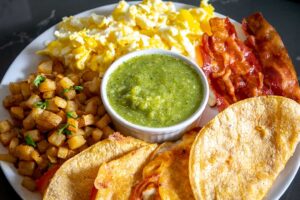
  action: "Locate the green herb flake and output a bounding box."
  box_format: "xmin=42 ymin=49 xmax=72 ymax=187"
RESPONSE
xmin=33 ymin=75 xmax=46 ymax=87
xmin=25 ymin=135 xmax=36 ymax=147
xmin=66 ymin=111 xmax=77 ymax=119
xmin=58 ymin=123 xmax=72 ymax=135
xmin=73 ymin=85 xmax=83 ymax=91
xmin=34 ymin=100 xmax=48 ymax=110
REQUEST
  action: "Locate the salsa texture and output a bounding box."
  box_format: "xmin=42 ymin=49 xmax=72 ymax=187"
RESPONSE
xmin=107 ymin=54 xmax=203 ymax=127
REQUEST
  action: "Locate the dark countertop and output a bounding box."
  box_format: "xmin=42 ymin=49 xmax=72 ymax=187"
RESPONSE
xmin=0 ymin=0 xmax=299 ymax=199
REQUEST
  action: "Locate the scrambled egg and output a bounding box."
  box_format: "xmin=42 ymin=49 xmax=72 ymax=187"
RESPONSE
xmin=38 ymin=0 xmax=214 ymax=74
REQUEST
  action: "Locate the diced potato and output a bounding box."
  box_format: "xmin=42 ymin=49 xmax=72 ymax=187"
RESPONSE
xmin=0 ymin=131 xmax=17 ymax=146
xmin=0 ymin=154 xmax=17 ymax=163
xmin=88 ymin=77 xmax=101 ymax=94
xmin=46 ymin=99 xmax=60 ymax=112
xmin=81 ymin=114 xmax=94 ymax=126
xmin=43 ymin=91 xmax=55 ymax=99
xmin=38 ymin=60 xmax=53 ymax=74
xmin=67 ymin=118 xmax=78 ymax=133
xmin=97 ymin=105 xmax=106 ymax=116
xmin=26 ymin=94 xmax=41 ymax=108
xmin=31 ymin=108 xmax=44 ymax=121
xmin=57 ymin=147 xmax=69 ymax=159
xmin=85 ymin=98 xmax=99 ymax=115
xmin=76 ymin=93 xmax=87 ymax=104
xmin=82 ymin=70 xmax=98 ymax=81
xmin=10 ymin=106 xmax=24 ymax=120
xmin=39 ymin=79 xmax=56 ymax=92
xmin=59 ymin=77 xmax=74 ymax=89
xmin=31 ymin=150 xmax=42 ymax=164
xmin=24 ymin=130 xmax=41 ymax=142
xmin=35 ymin=110 xmax=62 ymax=131
xmin=53 ymin=96 xmax=67 ymax=108
xmin=67 ymin=135 xmax=86 ymax=150
xmin=0 ymin=120 xmax=11 ymax=133
xmin=67 ymin=74 xmax=80 ymax=85
xmin=103 ymin=126 xmax=114 ymax=138
xmin=8 ymin=137 xmax=19 ymax=154
xmin=92 ymin=129 xmax=103 ymax=142
xmin=64 ymin=89 xmax=76 ymax=100
xmin=65 ymin=101 xmax=77 ymax=112
xmin=9 ymin=82 xmax=21 ymax=95
xmin=36 ymin=155 xmax=48 ymax=170
xmin=20 ymin=82 xmax=31 ymax=99
xmin=15 ymin=145 xmax=34 ymax=161
xmin=37 ymin=140 xmax=49 ymax=153
xmin=48 ymin=131 xmax=66 ymax=147
xmin=21 ymin=177 xmax=36 ymax=191
xmin=84 ymin=127 xmax=93 ymax=138
xmin=96 ymin=114 xmax=111 ymax=129
xmin=18 ymin=161 xmax=35 ymax=176
xmin=3 ymin=94 xmax=23 ymax=108
xmin=23 ymin=113 xmax=35 ymax=130
xmin=46 ymin=146 xmax=58 ymax=163
xmin=53 ymin=61 xmax=64 ymax=74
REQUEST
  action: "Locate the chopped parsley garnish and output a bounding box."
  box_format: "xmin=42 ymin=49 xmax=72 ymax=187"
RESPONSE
xmin=73 ymin=85 xmax=83 ymax=91
xmin=33 ymin=75 xmax=46 ymax=87
xmin=25 ymin=135 xmax=36 ymax=147
xmin=66 ymin=111 xmax=77 ymax=119
xmin=58 ymin=123 xmax=72 ymax=135
xmin=34 ymin=100 xmax=48 ymax=109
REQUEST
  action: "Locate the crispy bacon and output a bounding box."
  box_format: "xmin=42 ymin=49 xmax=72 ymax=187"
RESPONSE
xmin=199 ymin=17 xmax=266 ymax=110
xmin=243 ymin=12 xmax=300 ymax=102
xmin=198 ymin=14 xmax=300 ymax=111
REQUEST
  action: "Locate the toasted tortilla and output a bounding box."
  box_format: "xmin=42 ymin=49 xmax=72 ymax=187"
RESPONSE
xmin=93 ymin=144 xmax=157 ymax=199
xmin=43 ymin=133 xmax=147 ymax=200
xmin=131 ymin=131 xmax=197 ymax=200
xmin=189 ymin=96 xmax=300 ymax=200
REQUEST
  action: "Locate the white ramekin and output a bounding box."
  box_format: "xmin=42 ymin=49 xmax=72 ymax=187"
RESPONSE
xmin=101 ymin=49 xmax=209 ymax=143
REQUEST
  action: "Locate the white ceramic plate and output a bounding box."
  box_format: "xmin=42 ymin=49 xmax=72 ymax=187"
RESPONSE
xmin=0 ymin=2 xmax=299 ymax=200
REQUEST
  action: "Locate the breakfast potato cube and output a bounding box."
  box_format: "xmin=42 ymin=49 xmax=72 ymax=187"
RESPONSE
xmin=76 ymin=93 xmax=87 ymax=104
xmin=35 ymin=110 xmax=62 ymax=130
xmin=81 ymin=114 xmax=95 ymax=126
xmin=31 ymin=150 xmax=42 ymax=164
xmin=57 ymin=147 xmax=69 ymax=159
xmin=8 ymin=137 xmax=19 ymax=154
xmin=67 ymin=135 xmax=86 ymax=150
xmin=85 ymin=97 xmax=99 ymax=115
xmin=48 ymin=131 xmax=66 ymax=147
xmin=20 ymin=82 xmax=31 ymax=99
xmin=36 ymin=155 xmax=49 ymax=170
xmin=67 ymin=118 xmax=78 ymax=133
xmin=23 ymin=113 xmax=36 ymax=130
xmin=26 ymin=94 xmax=41 ymax=108
xmin=39 ymin=79 xmax=56 ymax=92
xmin=31 ymin=108 xmax=44 ymax=121
xmin=92 ymin=129 xmax=103 ymax=142
xmin=24 ymin=130 xmax=41 ymax=142
xmin=37 ymin=140 xmax=49 ymax=153
xmin=38 ymin=60 xmax=53 ymax=74
xmin=97 ymin=105 xmax=106 ymax=117
xmin=46 ymin=146 xmax=58 ymax=163
xmin=0 ymin=154 xmax=17 ymax=163
xmin=52 ymin=61 xmax=64 ymax=74
xmin=0 ymin=130 xmax=17 ymax=146
xmin=82 ymin=70 xmax=98 ymax=81
xmin=0 ymin=120 xmax=12 ymax=133
xmin=103 ymin=126 xmax=114 ymax=138
xmin=3 ymin=94 xmax=23 ymax=108
xmin=21 ymin=177 xmax=36 ymax=192
xmin=46 ymin=99 xmax=60 ymax=112
xmin=67 ymin=74 xmax=80 ymax=85
xmin=65 ymin=101 xmax=77 ymax=112
xmin=9 ymin=82 xmax=21 ymax=95
xmin=53 ymin=96 xmax=67 ymax=108
xmin=64 ymin=89 xmax=76 ymax=100
xmin=18 ymin=161 xmax=36 ymax=176
xmin=84 ymin=127 xmax=93 ymax=138
xmin=59 ymin=77 xmax=74 ymax=89
xmin=15 ymin=145 xmax=34 ymax=161
xmin=56 ymin=110 xmax=67 ymax=123
xmin=10 ymin=106 xmax=24 ymax=120
xmin=43 ymin=91 xmax=55 ymax=99
xmin=96 ymin=114 xmax=111 ymax=129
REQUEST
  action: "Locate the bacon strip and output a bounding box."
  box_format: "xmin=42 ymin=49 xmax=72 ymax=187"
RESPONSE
xmin=199 ymin=18 xmax=265 ymax=110
xmin=243 ymin=12 xmax=300 ymax=102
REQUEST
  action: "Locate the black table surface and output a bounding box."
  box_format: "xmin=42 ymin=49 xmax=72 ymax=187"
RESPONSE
xmin=0 ymin=0 xmax=300 ymax=199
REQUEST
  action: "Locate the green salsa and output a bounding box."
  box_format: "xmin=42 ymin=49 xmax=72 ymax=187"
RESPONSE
xmin=107 ymin=54 xmax=203 ymax=127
